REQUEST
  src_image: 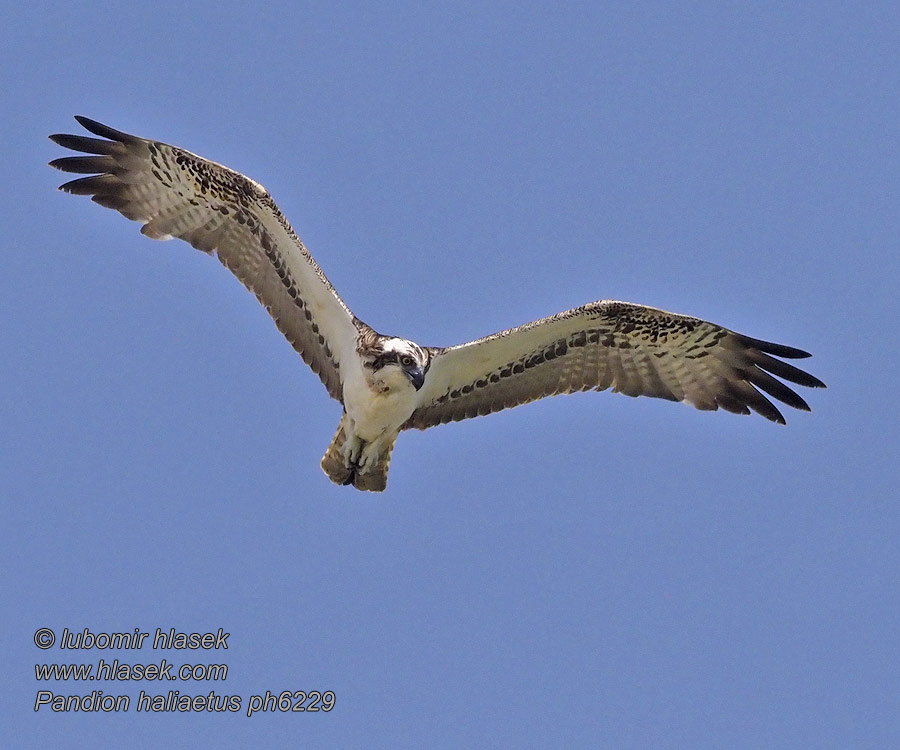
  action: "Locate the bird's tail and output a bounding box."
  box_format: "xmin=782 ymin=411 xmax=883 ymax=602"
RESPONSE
xmin=351 ymin=438 xmax=395 ymax=492
xmin=320 ymin=416 xmax=395 ymax=492
xmin=320 ymin=417 xmax=354 ymax=486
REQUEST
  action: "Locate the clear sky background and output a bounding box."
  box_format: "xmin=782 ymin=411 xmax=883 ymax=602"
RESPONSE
xmin=3 ymin=2 xmax=898 ymax=748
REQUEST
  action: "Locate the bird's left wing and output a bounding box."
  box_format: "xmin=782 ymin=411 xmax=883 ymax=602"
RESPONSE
xmin=405 ymin=300 xmax=825 ymax=429
xmin=50 ymin=116 xmax=359 ymax=401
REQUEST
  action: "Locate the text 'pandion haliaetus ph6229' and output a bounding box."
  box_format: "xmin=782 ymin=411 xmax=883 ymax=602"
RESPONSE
xmin=51 ymin=117 xmax=825 ymax=491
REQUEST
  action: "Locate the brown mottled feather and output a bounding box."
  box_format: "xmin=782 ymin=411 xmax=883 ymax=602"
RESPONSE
xmin=406 ymin=301 xmax=825 ymax=430
xmin=50 ymin=116 xmax=360 ymax=401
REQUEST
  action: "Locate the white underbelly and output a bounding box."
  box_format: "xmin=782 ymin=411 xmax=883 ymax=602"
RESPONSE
xmin=342 ymin=366 xmax=417 ymax=442
xmin=347 ymin=392 xmax=414 ymax=440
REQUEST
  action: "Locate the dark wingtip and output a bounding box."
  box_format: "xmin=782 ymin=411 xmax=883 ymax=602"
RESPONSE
xmin=49 ymin=132 xmax=122 ymax=155
xmin=781 ymin=347 xmax=812 ymax=359
xmin=753 ymin=403 xmax=787 ymax=425
xmin=759 ymin=402 xmax=787 ymax=425
xmin=736 ymin=334 xmax=812 ymax=359
xmin=49 ymin=155 xmax=117 ymax=175
xmin=57 ymin=174 xmax=114 ymax=195
xmin=74 ymin=115 xmax=103 ymax=130
xmin=73 ymin=115 xmax=139 ymax=144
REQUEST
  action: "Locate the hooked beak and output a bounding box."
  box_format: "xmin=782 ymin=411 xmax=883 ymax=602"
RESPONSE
xmin=405 ymin=365 xmax=425 ymax=391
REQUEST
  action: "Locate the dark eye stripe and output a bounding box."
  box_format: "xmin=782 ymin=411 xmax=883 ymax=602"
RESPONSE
xmin=371 ymin=350 xmax=421 ymax=371
xmin=373 ymin=352 xmax=398 ymax=370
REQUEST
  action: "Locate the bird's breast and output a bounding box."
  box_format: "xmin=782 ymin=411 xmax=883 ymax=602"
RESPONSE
xmin=342 ymin=364 xmax=418 ymax=441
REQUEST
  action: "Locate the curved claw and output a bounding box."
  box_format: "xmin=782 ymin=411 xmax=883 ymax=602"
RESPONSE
xmin=341 ymin=435 xmax=363 ymax=466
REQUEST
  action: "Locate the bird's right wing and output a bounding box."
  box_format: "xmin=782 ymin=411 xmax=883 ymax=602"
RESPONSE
xmin=50 ymin=116 xmax=360 ymax=401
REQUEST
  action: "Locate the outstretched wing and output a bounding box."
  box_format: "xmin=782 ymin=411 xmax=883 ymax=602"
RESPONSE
xmin=50 ymin=116 xmax=360 ymax=401
xmin=406 ymin=300 xmax=825 ymax=429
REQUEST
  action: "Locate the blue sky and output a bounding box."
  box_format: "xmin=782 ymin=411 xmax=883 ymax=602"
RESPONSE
xmin=3 ymin=2 xmax=898 ymax=747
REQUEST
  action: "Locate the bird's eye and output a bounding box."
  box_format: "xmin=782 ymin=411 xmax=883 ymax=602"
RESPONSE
xmin=400 ymin=355 xmax=414 ymax=367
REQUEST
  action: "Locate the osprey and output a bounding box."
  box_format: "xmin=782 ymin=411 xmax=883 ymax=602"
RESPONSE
xmin=50 ymin=117 xmax=825 ymax=492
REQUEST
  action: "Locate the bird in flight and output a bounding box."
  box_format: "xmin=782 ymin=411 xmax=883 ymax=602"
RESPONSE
xmin=50 ymin=116 xmax=825 ymax=491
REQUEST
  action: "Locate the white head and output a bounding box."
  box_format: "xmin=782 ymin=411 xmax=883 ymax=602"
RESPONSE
xmin=362 ymin=337 xmax=430 ymax=392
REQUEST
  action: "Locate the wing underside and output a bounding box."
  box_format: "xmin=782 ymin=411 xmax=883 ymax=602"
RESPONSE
xmin=406 ymin=300 xmax=825 ymax=429
xmin=50 ymin=116 xmax=360 ymax=401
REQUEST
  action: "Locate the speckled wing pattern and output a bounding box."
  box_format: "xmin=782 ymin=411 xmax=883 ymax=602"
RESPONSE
xmin=405 ymin=301 xmax=825 ymax=429
xmin=49 ymin=116 xmax=359 ymax=401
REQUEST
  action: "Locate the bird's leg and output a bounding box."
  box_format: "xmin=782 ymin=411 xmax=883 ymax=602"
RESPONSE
xmin=358 ymin=441 xmax=382 ymax=474
xmin=341 ymin=433 xmax=364 ymax=467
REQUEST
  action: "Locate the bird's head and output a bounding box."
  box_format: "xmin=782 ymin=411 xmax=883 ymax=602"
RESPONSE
xmin=363 ymin=337 xmax=430 ymax=392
